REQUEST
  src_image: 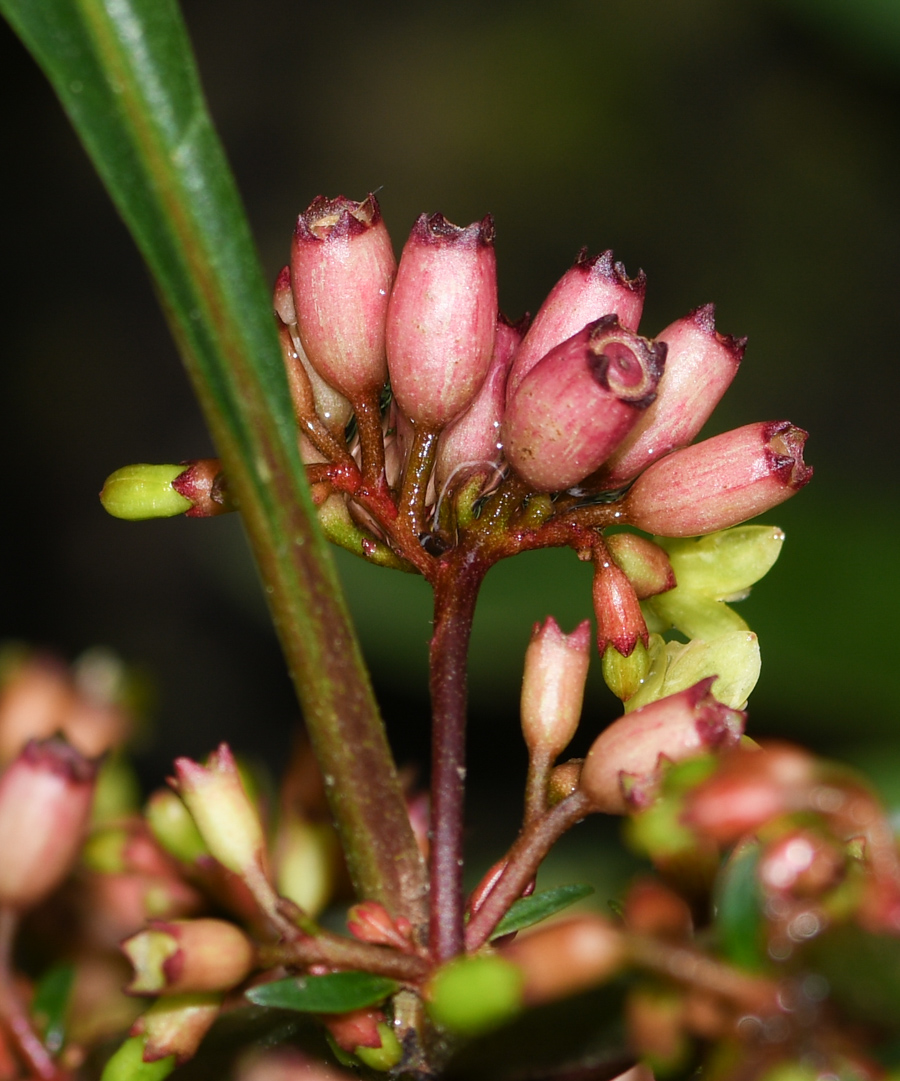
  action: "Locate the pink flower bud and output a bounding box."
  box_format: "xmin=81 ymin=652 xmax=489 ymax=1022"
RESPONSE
xmin=171 ymin=745 xmax=266 ymax=881
xmin=506 ymin=249 xmax=645 ymax=403
xmin=386 ymin=212 xmax=497 ymax=428
xmin=291 ymin=194 xmax=396 ymax=402
xmin=433 ymin=314 xmax=525 ymax=491
xmin=605 ymin=533 xmax=675 ymax=599
xmin=501 ymin=915 xmax=627 ymax=1005
xmin=623 ymin=421 xmax=812 ymax=537
xmin=580 ymin=679 xmax=745 ymax=814
xmin=346 ymin=901 xmax=413 ymax=951
xmin=122 ymin=918 xmax=256 ymax=995
xmin=600 ymin=305 xmax=745 ymax=488
xmin=502 ymin=316 xmax=666 ymax=492
xmin=520 ymin=618 xmax=591 ymax=760
xmin=0 ymin=736 xmax=97 ymax=909
xmin=593 ymin=557 xmax=648 ymax=657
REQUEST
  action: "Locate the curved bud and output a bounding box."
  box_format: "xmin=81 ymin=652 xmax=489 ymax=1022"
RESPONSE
xmin=170 ymin=745 xmax=266 ymax=880
xmin=145 ymin=789 xmax=209 ymax=864
xmin=100 ymin=465 xmax=193 ymax=521
xmin=500 ymin=915 xmax=627 ymax=1005
xmin=520 ymin=617 xmax=591 ymax=760
xmin=503 ymin=317 xmax=666 ymax=492
xmin=507 ymin=249 xmax=646 ymax=403
xmin=434 ymin=313 xmax=525 ymax=491
xmin=624 ymin=422 xmax=812 ymax=537
xmin=0 ymin=736 xmax=97 ymax=909
xmin=386 ymin=212 xmax=497 ymax=428
xmin=291 ymin=194 xmax=396 ymax=401
xmin=580 ymin=680 xmax=745 ymax=814
xmin=605 ymin=533 xmax=676 ymax=599
xmin=122 ymin=918 xmax=255 ymax=995
xmin=593 ymin=555 xmax=649 ymax=658
xmin=600 ymin=304 xmax=745 ymax=487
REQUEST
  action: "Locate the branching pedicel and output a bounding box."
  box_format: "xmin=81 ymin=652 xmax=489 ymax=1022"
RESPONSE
xmin=55 ymin=192 xmax=895 ymax=1081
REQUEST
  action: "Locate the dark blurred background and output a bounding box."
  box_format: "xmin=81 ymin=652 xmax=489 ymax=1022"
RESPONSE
xmin=2 ymin=0 xmax=900 ymax=829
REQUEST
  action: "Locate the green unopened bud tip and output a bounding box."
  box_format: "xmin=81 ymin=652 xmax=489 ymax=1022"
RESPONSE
xmin=100 ymin=465 xmax=192 ymax=521
xmin=427 ymin=954 xmax=523 ymax=1035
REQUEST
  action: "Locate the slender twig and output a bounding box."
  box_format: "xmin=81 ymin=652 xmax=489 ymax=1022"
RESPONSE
xmin=0 ymin=909 xmax=61 ymax=1081
xmin=398 ymin=425 xmax=439 ymax=547
xmin=353 ymin=392 xmax=388 ymax=488
xmin=429 ymin=556 xmax=487 ymax=961
xmin=261 ymin=932 xmax=429 ymax=983
xmin=524 ymin=750 xmax=553 ymax=826
xmin=465 ymin=790 xmax=593 ymax=951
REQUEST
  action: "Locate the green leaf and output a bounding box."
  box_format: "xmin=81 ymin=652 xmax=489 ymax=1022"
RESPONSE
xmin=0 ymin=0 xmax=426 ymax=924
xmin=491 ymin=884 xmax=595 ymax=939
xmin=245 ymin=972 xmax=399 ymax=1014
xmin=31 ymin=963 xmax=75 ymax=1054
xmin=714 ymin=841 xmax=766 ymax=972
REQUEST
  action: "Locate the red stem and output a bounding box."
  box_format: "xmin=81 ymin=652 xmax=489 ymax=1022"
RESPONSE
xmin=429 ymin=556 xmax=486 ymax=961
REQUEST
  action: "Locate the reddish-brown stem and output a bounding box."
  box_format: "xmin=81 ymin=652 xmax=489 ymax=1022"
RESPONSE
xmin=398 ymin=425 xmax=438 ymax=546
xmin=465 ymin=790 xmax=593 ymax=951
xmin=261 ymin=931 xmax=429 ymax=982
xmin=305 ymin=463 xmax=362 ymax=491
xmin=524 ymin=749 xmax=553 ymax=826
xmin=353 ymin=393 xmax=388 ymax=488
xmin=0 ymin=909 xmax=63 ymax=1081
xmin=297 ymin=414 xmax=356 ymax=470
xmin=429 ymin=556 xmax=487 ymax=961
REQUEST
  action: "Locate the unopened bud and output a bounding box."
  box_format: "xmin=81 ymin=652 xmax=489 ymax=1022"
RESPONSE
xmin=520 ymin=617 xmax=591 ymax=761
xmin=291 ymin=194 xmax=396 ymax=402
xmin=100 ymin=465 xmax=193 ymax=521
xmin=386 ymin=212 xmax=497 ymax=428
xmin=501 ymin=915 xmax=627 ymax=1004
xmin=347 ymin=901 xmax=413 ymax=950
xmin=354 ymin=1023 xmax=403 ymax=1072
xmin=506 ymin=249 xmax=646 ymax=403
xmin=624 ymin=422 xmax=812 ymax=537
xmin=145 ymin=789 xmax=209 ymax=864
xmin=601 ymin=304 xmax=745 ymax=487
xmin=602 ymin=639 xmax=651 ymax=702
xmin=580 ymin=679 xmax=745 ymax=814
xmin=0 ymin=736 xmax=97 ymax=909
xmin=122 ymin=918 xmax=255 ymax=995
xmin=427 ymin=954 xmax=524 ymax=1035
xmin=434 ymin=313 xmax=524 ymax=491
xmin=656 ymin=526 xmax=785 ymax=600
xmin=593 ymin=556 xmax=649 ymax=658
xmin=171 ymin=744 xmax=266 ymax=880
xmin=100 ymin=1035 xmax=175 ymax=1081
xmin=548 ymin=760 xmax=583 ymax=805
xmin=503 ymin=317 xmax=666 ymax=492
xmin=275 ymin=816 xmax=339 ymax=918
xmin=130 ymin=993 xmax=221 ymax=1064
xmin=605 ymin=534 xmax=675 ymax=599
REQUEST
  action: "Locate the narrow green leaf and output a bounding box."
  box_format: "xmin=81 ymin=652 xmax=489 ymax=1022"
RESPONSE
xmin=491 ymin=884 xmax=595 ymax=939
xmin=31 ymin=963 xmax=75 ymax=1054
xmin=0 ymin=0 xmax=426 ymax=924
xmin=714 ymin=841 xmax=766 ymax=971
xmin=245 ymin=972 xmax=399 ymax=1014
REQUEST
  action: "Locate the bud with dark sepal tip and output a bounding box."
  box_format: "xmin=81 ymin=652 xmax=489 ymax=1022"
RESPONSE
xmin=322 ymin=1009 xmax=402 ymax=1071
xmin=506 ymin=249 xmax=646 ymax=403
xmin=291 ymin=194 xmax=396 ymax=402
xmin=605 ymin=533 xmax=676 ymax=599
xmin=600 ymin=304 xmax=745 ymax=488
xmin=122 ymin=918 xmax=256 ymax=995
xmin=503 ymin=317 xmax=666 ymax=492
xmin=602 ymin=639 xmax=651 ymax=703
xmin=0 ymin=736 xmax=97 ymax=909
xmin=580 ymin=679 xmax=745 ymax=815
xmin=623 ymin=422 xmax=812 ymax=537
xmin=434 ymin=313 xmax=526 ymax=491
xmin=101 ymin=465 xmax=194 ymax=521
xmin=499 ymin=914 xmax=628 ymax=1005
xmin=171 ymin=460 xmax=234 ymax=518
xmin=129 ymin=993 xmax=221 ymax=1065
xmin=386 ymin=212 xmax=497 ymax=428
xmin=520 ymin=617 xmax=591 ymax=761
xmin=593 ymin=555 xmax=649 ymax=658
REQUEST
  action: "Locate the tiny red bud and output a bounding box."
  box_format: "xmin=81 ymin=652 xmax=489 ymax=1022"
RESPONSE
xmin=347 ymin=901 xmax=413 ymax=950
xmin=593 ymin=556 xmax=649 ymax=657
xmin=605 ymin=533 xmax=676 ymax=599
xmin=520 ymin=617 xmax=591 ymax=760
xmin=601 ymin=304 xmax=745 ymax=488
xmin=580 ymin=680 xmax=745 ymax=814
xmin=291 ymin=194 xmax=396 ymax=402
xmin=0 ymin=736 xmax=97 ymax=909
xmin=624 ymin=421 xmax=812 ymax=537
xmin=386 ymin=212 xmax=497 ymax=428
xmin=506 ymin=249 xmax=646 ymax=403
xmin=503 ymin=316 xmax=666 ymax=492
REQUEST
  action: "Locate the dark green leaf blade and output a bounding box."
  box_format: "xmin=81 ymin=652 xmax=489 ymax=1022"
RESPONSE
xmin=246 ymin=972 xmax=399 ymax=1014
xmin=31 ymin=963 xmax=75 ymax=1054
xmin=491 ymin=884 xmax=595 ymax=939
xmin=714 ymin=841 xmax=766 ymax=971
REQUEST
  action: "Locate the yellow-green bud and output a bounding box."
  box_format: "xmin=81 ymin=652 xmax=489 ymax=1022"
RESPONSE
xmin=355 ymin=1023 xmax=403 ymax=1071
xmin=427 ymin=954 xmax=524 ymax=1035
xmin=145 ymin=789 xmax=209 ymax=864
xmin=602 ymin=639 xmax=650 ymax=702
xmin=100 ymin=465 xmax=192 ymax=521
xmin=100 ymin=1036 xmax=175 ymax=1081
xmin=656 ymin=526 xmax=784 ymax=599
xmin=275 ymin=817 xmax=339 ymax=918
